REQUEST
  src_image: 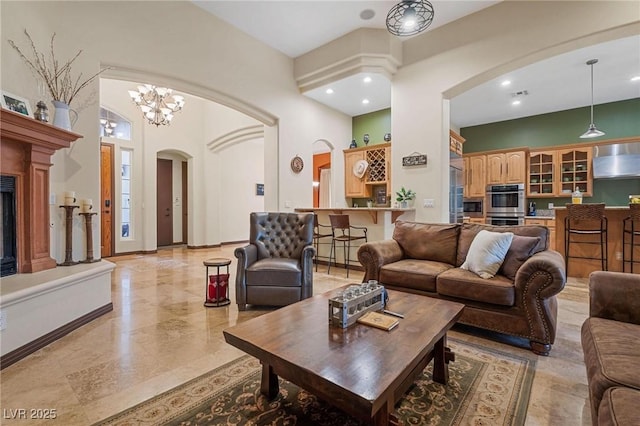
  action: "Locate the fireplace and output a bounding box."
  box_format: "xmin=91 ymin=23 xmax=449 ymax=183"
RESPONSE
xmin=1 ymin=175 xmax=17 ymax=276
xmin=0 ymin=109 xmax=81 ymax=273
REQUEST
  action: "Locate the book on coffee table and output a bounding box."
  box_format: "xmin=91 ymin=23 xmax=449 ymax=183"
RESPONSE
xmin=357 ymin=311 xmax=399 ymax=331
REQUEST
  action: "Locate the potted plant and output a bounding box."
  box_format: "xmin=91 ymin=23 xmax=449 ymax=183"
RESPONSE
xmin=396 ymin=187 xmax=416 ymax=208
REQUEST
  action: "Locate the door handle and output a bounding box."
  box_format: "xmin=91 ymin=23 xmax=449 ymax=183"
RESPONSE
xmin=105 ymin=199 xmax=111 ymax=207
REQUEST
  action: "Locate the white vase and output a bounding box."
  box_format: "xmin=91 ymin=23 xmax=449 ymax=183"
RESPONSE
xmin=52 ymin=100 xmax=78 ymax=130
xmin=400 ymin=200 xmax=408 ymax=208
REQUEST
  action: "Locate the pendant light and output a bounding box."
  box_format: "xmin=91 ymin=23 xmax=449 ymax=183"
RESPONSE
xmin=386 ymin=0 xmax=434 ymax=37
xmin=580 ymin=59 xmax=605 ymax=138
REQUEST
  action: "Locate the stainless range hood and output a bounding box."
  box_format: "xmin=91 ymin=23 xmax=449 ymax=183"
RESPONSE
xmin=592 ymin=142 xmax=640 ymax=179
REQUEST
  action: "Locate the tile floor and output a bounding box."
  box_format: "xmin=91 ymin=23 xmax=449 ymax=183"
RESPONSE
xmin=0 ymin=245 xmax=591 ymax=425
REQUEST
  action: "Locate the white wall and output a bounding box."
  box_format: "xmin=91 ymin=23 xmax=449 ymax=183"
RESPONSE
xmin=1 ymin=1 xmax=351 ymax=261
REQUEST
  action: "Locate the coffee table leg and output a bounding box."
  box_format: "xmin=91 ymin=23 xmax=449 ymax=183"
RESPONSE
xmin=433 ymin=334 xmax=450 ymax=384
xmin=261 ymin=363 xmax=279 ymax=399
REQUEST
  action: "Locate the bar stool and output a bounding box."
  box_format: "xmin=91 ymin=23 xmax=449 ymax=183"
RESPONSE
xmin=312 ymin=213 xmax=332 ymax=271
xmin=328 ymin=214 xmax=368 ymax=278
xmin=564 ymin=203 xmax=608 ymax=273
xmin=623 ymin=204 xmax=640 ymax=273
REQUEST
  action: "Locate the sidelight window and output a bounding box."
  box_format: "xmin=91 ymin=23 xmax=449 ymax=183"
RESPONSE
xmin=121 ymin=149 xmax=132 ymax=238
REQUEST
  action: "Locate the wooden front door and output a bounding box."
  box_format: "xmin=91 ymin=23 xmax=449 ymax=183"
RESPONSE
xmin=157 ymin=158 xmax=173 ymax=246
xmin=100 ymin=143 xmax=114 ymax=257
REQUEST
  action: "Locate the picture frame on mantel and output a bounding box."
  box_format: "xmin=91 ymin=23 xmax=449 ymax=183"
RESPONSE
xmin=0 ymin=90 xmax=33 ymax=117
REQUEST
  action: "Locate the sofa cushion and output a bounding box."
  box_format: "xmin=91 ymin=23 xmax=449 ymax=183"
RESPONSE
xmin=498 ymin=235 xmax=541 ymax=280
xmin=437 ymin=268 xmax=515 ymax=306
xmin=461 ymin=230 xmax=513 ymax=279
xmin=380 ymin=259 xmax=452 ymax=293
xmin=246 ymin=258 xmax=302 ymax=286
xmin=456 ymin=223 xmax=548 ymax=266
xmin=581 ymin=317 xmax=640 ymax=416
xmin=393 ymin=221 xmax=460 ymax=265
xmin=598 ymin=387 xmax=640 ymax=426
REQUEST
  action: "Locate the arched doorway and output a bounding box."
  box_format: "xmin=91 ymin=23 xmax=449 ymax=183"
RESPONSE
xmin=312 ymin=139 xmax=334 ymax=208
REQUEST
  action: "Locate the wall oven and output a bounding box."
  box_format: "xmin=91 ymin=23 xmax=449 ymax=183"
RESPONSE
xmin=486 ymin=183 xmax=525 ymax=226
xmin=486 ymin=184 xmax=525 ymax=216
xmin=486 ymin=216 xmax=525 ymax=226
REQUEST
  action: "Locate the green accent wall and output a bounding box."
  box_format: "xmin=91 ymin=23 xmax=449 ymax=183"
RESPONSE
xmin=352 ymin=108 xmax=391 ymax=148
xmin=461 ymin=98 xmax=640 ymax=205
xmin=461 ymin=98 xmax=640 ymax=153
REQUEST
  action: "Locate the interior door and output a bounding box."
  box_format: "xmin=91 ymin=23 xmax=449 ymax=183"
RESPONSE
xmin=157 ymin=158 xmax=173 ymax=246
xmin=100 ymin=143 xmax=114 ymax=257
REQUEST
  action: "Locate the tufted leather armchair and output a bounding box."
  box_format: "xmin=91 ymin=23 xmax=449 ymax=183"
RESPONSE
xmin=234 ymin=212 xmax=315 ymax=310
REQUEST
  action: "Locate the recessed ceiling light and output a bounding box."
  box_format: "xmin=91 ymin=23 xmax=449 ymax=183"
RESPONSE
xmin=631 ymin=76 xmax=640 ymax=82
xmin=326 ymin=88 xmax=334 ymax=94
xmin=501 ymin=80 xmax=511 ymax=87
xmin=363 ymin=76 xmax=372 ymax=83
xmin=512 ymin=100 xmax=521 ymax=106
xmin=360 ymin=9 xmax=375 ymax=20
xmin=362 ymin=99 xmax=370 ymax=105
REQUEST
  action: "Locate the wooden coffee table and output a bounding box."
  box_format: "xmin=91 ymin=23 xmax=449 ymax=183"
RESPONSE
xmin=223 ymin=288 xmax=464 ymax=425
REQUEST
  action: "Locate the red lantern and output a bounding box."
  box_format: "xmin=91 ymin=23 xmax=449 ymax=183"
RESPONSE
xmin=208 ymin=273 xmax=229 ymax=302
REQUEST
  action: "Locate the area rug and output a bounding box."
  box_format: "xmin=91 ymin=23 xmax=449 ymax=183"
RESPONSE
xmin=94 ymin=339 xmax=535 ymax=426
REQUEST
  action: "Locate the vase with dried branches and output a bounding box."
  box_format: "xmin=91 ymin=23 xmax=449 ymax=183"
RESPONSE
xmin=8 ymin=29 xmax=107 ymax=130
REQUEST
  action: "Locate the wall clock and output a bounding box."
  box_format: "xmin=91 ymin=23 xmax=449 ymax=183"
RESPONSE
xmin=291 ymin=155 xmax=304 ymax=173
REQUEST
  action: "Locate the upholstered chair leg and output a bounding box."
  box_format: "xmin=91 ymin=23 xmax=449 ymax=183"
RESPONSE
xmin=238 ymin=304 xmax=247 ymax=311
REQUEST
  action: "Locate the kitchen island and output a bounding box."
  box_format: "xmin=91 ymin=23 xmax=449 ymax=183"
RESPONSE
xmin=555 ymin=205 xmax=633 ymax=277
xmin=294 ymin=207 xmax=416 ymax=270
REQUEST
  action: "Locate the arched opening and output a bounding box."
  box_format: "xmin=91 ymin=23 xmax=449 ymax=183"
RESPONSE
xmin=312 ymin=139 xmax=334 ymax=208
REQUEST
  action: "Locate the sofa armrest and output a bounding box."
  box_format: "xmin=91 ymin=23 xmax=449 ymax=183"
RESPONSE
xmin=516 ymin=249 xmax=566 ymax=299
xmin=513 ymin=249 xmax=566 ymax=346
xmin=357 ymin=240 xmax=404 ymax=282
xmin=589 ymin=271 xmax=640 ymax=325
xmin=234 ymin=244 xmax=258 ymax=306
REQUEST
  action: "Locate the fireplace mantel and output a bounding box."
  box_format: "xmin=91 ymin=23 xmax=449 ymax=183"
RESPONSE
xmin=1 ymin=109 xmax=82 ymax=273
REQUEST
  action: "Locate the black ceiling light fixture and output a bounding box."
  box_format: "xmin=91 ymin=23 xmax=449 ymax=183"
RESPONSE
xmin=580 ymin=59 xmax=605 ymax=139
xmin=386 ymin=0 xmax=434 ymax=37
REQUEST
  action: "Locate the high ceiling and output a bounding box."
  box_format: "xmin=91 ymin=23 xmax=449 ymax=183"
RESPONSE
xmin=193 ymin=1 xmax=640 ymax=126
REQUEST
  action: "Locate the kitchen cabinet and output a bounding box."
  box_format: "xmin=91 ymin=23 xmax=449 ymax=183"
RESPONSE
xmin=463 ymin=217 xmax=485 ymax=224
xmin=525 ymin=217 xmax=556 ymax=251
xmin=463 ymin=154 xmax=486 ymax=198
xmin=557 ymin=148 xmax=592 ymax=196
xmin=487 ymin=150 xmax=527 ymax=185
xmin=528 ymin=151 xmax=556 ymax=197
xmin=344 ymin=150 xmax=370 ymax=198
xmin=527 ymin=148 xmax=593 ymax=197
xmin=450 ymin=130 xmax=465 ymax=155
xmin=344 ymin=143 xmax=391 ymax=200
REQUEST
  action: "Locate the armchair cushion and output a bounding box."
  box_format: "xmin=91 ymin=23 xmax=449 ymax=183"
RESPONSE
xmin=247 ymin=258 xmax=302 ymax=287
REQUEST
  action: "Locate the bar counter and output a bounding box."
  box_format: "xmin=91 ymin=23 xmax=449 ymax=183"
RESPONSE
xmin=555 ymin=205 xmax=635 ymax=278
xmin=294 ymin=207 xmax=416 ymax=268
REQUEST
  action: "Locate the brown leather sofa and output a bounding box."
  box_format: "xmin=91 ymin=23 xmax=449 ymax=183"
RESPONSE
xmin=581 ymin=271 xmax=640 ymax=425
xmin=357 ymin=221 xmax=566 ymax=355
xmin=234 ymin=212 xmax=315 ymax=310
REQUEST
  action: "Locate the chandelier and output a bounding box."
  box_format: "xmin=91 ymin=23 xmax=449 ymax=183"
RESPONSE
xmin=386 ymin=0 xmax=434 ymax=37
xmin=128 ymin=84 xmax=185 ymax=126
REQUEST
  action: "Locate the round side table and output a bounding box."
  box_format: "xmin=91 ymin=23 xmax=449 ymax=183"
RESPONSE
xmin=203 ymin=258 xmax=231 ymax=307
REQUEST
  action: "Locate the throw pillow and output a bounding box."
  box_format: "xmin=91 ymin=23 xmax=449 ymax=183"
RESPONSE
xmin=499 ymin=235 xmax=541 ymax=280
xmin=461 ymin=230 xmax=514 ymax=279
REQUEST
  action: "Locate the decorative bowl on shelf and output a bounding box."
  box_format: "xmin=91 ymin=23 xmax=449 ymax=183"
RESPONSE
xmin=530 ymin=178 xmax=538 ymax=183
